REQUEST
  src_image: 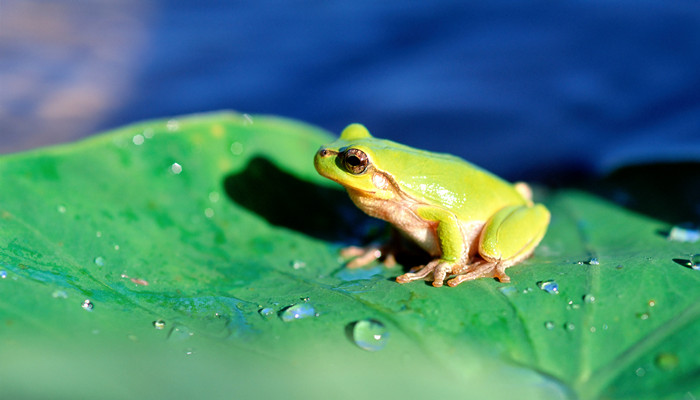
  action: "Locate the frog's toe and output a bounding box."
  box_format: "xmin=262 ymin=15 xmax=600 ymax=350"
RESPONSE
xmin=396 ymin=260 xmax=439 ymax=284
xmin=342 ymin=243 xmax=399 ymax=269
xmin=446 ymin=260 xmax=508 ymax=286
xmin=342 ymin=245 xmax=382 ymax=269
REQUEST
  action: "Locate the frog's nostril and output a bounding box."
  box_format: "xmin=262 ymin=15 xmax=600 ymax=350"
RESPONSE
xmin=318 ymin=148 xmax=329 ymax=157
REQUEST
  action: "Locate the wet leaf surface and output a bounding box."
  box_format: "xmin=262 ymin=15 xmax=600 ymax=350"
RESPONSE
xmin=0 ymin=112 xmax=698 ymax=400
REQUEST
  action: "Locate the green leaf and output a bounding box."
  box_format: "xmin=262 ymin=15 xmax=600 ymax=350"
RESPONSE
xmin=0 ymin=112 xmax=698 ymax=400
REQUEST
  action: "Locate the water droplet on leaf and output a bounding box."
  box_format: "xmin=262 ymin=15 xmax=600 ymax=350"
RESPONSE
xmin=667 ymin=225 xmax=700 ymax=242
xmin=132 ymin=134 xmax=145 ymax=145
xmin=279 ymin=303 xmax=317 ymax=322
xmin=690 ymin=254 xmax=700 ymax=270
xmin=230 ymin=142 xmax=244 ymax=155
xmin=258 ymin=307 xmax=275 ymax=317
xmin=544 ymin=321 xmax=555 ymax=330
xmin=81 ymin=300 xmax=94 ymax=311
xmin=0 ymin=270 xmax=6 ymax=279
xmin=537 ymin=280 xmax=559 ymax=294
xmin=583 ymin=294 xmax=596 ymax=304
xmin=637 ymin=312 xmax=650 ymax=320
xmin=170 ymin=163 xmax=183 ymax=175
xmin=564 ymin=322 xmax=575 ymax=331
xmin=498 ymin=286 xmax=517 ymax=297
xmin=153 ymin=320 xmax=166 ymax=330
xmin=352 ymin=319 xmax=389 ymax=351
xmin=94 ymin=256 xmax=105 ymax=267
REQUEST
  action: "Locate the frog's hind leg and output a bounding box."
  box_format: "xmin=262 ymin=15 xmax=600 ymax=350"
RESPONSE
xmin=396 ymin=259 xmax=441 ymax=284
xmin=446 ymin=259 xmax=503 ymax=287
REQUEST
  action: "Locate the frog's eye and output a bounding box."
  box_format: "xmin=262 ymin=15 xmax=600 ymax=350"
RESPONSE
xmin=341 ymin=148 xmax=369 ymax=175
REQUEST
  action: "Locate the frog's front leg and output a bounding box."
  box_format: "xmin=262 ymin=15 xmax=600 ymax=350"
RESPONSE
xmin=395 ymin=206 xmax=466 ymax=287
xmin=446 ymin=203 xmax=550 ymax=287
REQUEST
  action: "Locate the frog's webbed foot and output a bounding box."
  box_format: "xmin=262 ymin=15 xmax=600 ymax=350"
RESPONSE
xmin=396 ymin=259 xmax=513 ymax=287
xmin=341 ymin=243 xmax=397 ymax=269
xmin=396 ymin=259 xmax=455 ymax=287
xmin=446 ymin=260 xmax=511 ymax=287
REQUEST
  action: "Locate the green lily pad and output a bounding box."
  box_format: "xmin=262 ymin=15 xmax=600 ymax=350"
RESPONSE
xmin=0 ymin=112 xmax=698 ymax=400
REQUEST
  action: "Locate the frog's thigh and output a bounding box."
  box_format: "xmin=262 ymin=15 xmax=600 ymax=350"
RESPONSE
xmin=478 ymin=204 xmax=550 ymax=265
xmin=415 ymin=206 xmax=465 ymax=262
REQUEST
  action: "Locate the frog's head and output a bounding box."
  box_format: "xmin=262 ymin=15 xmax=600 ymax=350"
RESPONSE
xmin=314 ymin=124 xmax=395 ymax=199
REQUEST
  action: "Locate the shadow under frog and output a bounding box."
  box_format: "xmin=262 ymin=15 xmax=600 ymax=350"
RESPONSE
xmin=223 ymin=156 xmax=380 ymax=243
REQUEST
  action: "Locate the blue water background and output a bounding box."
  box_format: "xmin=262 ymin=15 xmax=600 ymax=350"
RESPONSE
xmin=2 ymin=0 xmax=699 ymax=181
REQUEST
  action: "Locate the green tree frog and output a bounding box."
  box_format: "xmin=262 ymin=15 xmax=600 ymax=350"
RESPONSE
xmin=314 ymin=124 xmax=550 ymax=287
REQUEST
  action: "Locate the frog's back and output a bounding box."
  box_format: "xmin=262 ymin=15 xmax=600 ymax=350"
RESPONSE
xmin=369 ymin=142 xmax=527 ymax=221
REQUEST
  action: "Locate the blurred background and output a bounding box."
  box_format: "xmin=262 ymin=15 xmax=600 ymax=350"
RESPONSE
xmin=2 ymin=0 xmax=699 ymax=182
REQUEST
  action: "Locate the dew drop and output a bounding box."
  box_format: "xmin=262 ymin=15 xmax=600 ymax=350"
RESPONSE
xmin=52 ymin=290 xmax=68 ymax=298
xmin=648 ymin=299 xmax=656 ymax=307
xmin=153 ymin=319 xmax=166 ymax=330
xmin=0 ymin=270 xmax=6 ymax=279
xmin=290 ymin=260 xmax=306 ymax=270
xmin=209 ymin=191 xmax=220 ymax=203
xmin=132 ymin=134 xmax=145 ymax=146
xmin=94 ymin=256 xmax=105 ymax=267
xmin=544 ymin=321 xmax=555 ymax=330
xmin=583 ymin=294 xmax=596 ymax=304
xmin=588 ymin=257 xmax=600 ymax=265
xmin=690 ymin=254 xmax=700 ymax=270
xmin=667 ymin=225 xmax=700 ymax=243
xmin=655 ymin=353 xmax=679 ymax=371
xmin=96 ymin=231 xmax=102 ymax=238
xmin=352 ymin=319 xmax=389 ymax=351
xmin=635 ymin=367 xmax=646 ymax=377
xmin=170 ymin=163 xmax=183 ymax=175
xmin=279 ymin=303 xmax=317 ymax=322
xmin=143 ymin=128 xmax=154 ymax=139
xmin=230 ymin=142 xmax=244 ymax=155
xmin=81 ymin=299 xmax=94 ymax=311
xmin=498 ymin=286 xmax=517 ymax=297
xmin=637 ymin=312 xmax=650 ymax=320
xmin=204 ymin=208 xmax=215 ymax=218
xmin=564 ymin=322 xmax=575 ymax=331
xmin=57 ymin=205 xmax=67 ymax=214
xmin=258 ymin=307 xmax=275 ymax=317
xmin=536 ymin=280 xmax=559 ymax=294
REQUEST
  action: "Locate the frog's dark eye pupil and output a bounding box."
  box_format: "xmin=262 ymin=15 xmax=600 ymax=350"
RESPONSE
xmin=346 ymin=156 xmax=361 ymax=166
xmin=342 ymin=148 xmax=369 ymax=174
